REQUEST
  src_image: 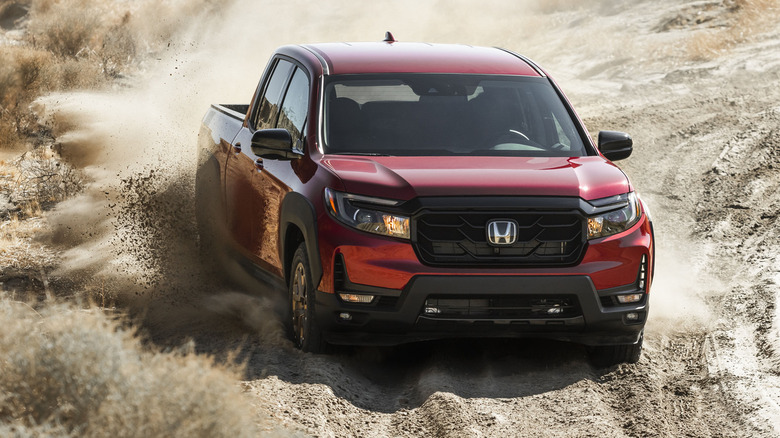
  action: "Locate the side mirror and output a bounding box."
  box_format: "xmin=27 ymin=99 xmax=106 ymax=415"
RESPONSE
xmin=598 ymin=131 xmax=633 ymax=161
xmin=250 ymin=129 xmax=302 ymax=160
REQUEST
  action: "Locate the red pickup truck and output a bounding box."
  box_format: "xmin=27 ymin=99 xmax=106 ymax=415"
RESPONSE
xmin=196 ymin=34 xmax=654 ymax=366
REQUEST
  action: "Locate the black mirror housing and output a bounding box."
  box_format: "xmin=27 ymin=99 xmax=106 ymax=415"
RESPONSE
xmin=598 ymin=131 xmax=633 ymax=161
xmin=251 ymin=129 xmax=301 ymax=160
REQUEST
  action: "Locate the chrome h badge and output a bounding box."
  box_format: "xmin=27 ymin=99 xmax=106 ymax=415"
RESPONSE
xmin=487 ymin=220 xmax=518 ymax=246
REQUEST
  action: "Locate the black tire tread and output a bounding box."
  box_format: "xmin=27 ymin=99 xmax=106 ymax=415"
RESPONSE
xmin=588 ymin=332 xmax=643 ymax=368
xmin=290 ymin=243 xmax=328 ymax=354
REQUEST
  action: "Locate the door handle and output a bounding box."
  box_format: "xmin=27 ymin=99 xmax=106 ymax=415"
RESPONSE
xmin=232 ymin=143 xmax=242 ymax=155
xmin=254 ymin=158 xmax=264 ymax=171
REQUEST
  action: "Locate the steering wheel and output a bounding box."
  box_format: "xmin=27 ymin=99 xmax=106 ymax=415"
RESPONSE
xmin=489 ymin=129 xmax=541 ymax=149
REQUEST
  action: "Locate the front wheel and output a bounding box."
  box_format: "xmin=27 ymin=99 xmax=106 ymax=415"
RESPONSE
xmin=289 ymin=243 xmax=327 ymax=353
xmin=587 ymin=331 xmax=643 ymax=368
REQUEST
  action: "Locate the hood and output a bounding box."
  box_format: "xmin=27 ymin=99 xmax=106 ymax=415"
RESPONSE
xmin=321 ymin=155 xmax=631 ymax=201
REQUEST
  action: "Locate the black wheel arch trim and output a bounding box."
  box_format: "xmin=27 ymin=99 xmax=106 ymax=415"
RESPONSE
xmin=280 ymin=192 xmax=322 ymax=287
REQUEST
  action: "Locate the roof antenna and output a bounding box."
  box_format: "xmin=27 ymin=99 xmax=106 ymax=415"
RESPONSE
xmin=383 ymin=31 xmax=397 ymax=43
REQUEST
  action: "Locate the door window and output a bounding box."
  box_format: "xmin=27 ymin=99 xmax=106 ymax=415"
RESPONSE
xmin=277 ymin=67 xmax=310 ymax=140
xmin=255 ymin=59 xmax=294 ymax=130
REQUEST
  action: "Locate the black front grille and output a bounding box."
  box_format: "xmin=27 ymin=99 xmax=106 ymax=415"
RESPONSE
xmin=423 ymin=295 xmax=582 ymax=319
xmin=414 ymin=211 xmax=585 ymax=266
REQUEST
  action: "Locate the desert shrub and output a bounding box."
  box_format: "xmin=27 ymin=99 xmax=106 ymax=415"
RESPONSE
xmin=9 ymin=149 xmax=84 ymax=208
xmin=27 ymin=0 xmax=139 ymax=79
xmin=54 ymin=57 xmax=104 ymax=89
xmin=99 ymin=12 xmax=136 ymax=78
xmin=0 ymin=47 xmax=55 ymax=150
xmin=0 ymin=53 xmax=20 ymax=108
xmin=15 ymin=48 xmax=53 ymax=95
xmin=0 ymin=119 xmax=21 ymax=150
xmin=0 ymin=297 xmax=261 ymax=437
xmin=28 ymin=0 xmax=101 ymax=58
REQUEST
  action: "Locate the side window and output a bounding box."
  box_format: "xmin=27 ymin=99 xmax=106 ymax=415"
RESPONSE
xmin=254 ymin=59 xmax=294 ymax=130
xmin=277 ymin=67 xmax=310 ymax=141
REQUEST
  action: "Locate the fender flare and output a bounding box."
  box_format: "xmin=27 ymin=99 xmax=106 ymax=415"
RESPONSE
xmin=280 ymin=192 xmax=322 ymax=287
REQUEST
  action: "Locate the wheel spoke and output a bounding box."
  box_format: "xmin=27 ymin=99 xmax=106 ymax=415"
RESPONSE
xmin=290 ymin=262 xmax=308 ymax=346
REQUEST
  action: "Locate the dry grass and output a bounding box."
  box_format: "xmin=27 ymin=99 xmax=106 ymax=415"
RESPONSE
xmin=0 ymin=149 xmax=84 ymax=223
xmin=28 ymin=0 xmax=101 ymax=58
xmin=0 ymin=216 xmax=59 ymax=272
xmin=686 ymin=0 xmax=780 ymax=60
xmin=0 ymin=46 xmax=55 ymax=150
xmin=10 ymin=149 xmax=84 ymax=206
xmin=0 ymin=296 xmax=266 ymax=437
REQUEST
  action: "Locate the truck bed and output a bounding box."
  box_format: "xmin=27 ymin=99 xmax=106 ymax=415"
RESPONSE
xmin=213 ymin=104 xmax=249 ymax=119
xmin=201 ymin=104 xmax=248 ymax=145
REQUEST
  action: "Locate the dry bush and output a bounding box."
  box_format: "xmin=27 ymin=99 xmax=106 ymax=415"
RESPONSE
xmin=0 ymin=147 xmax=83 ymax=224
xmin=10 ymin=148 xmax=84 ymax=208
xmin=100 ymin=15 xmax=136 ymax=78
xmin=27 ymin=0 xmax=141 ymax=80
xmin=54 ymin=57 xmax=104 ymax=89
xmin=0 ymin=54 xmax=21 ymax=149
xmin=0 ymin=46 xmax=55 ymax=150
xmin=0 ymin=54 xmax=20 ymax=107
xmin=15 ymin=49 xmax=53 ymax=96
xmin=0 ymin=118 xmax=22 ymax=150
xmin=0 ymin=216 xmax=60 ymax=272
xmin=28 ymin=0 xmax=101 ymax=58
xmin=0 ymin=46 xmax=56 ymax=106
xmin=0 ymin=297 xmax=263 ymax=437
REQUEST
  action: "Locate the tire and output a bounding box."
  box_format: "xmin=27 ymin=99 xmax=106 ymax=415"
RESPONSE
xmin=587 ymin=331 xmax=643 ymax=368
xmin=289 ymin=242 xmax=327 ymax=353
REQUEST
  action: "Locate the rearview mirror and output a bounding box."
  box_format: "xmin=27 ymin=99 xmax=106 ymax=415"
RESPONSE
xmin=598 ymin=131 xmax=633 ymax=161
xmin=250 ymin=129 xmax=302 ymax=160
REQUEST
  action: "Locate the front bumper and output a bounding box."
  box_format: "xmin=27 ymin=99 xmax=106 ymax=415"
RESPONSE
xmin=315 ymin=274 xmax=646 ymax=347
xmin=313 ymin=199 xmax=653 ymax=347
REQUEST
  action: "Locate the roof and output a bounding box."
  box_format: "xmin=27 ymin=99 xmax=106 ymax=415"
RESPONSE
xmin=301 ymin=42 xmax=544 ymax=76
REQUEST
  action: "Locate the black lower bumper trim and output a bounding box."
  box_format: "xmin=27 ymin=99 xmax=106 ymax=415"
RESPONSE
xmin=315 ymin=275 xmax=646 ymax=347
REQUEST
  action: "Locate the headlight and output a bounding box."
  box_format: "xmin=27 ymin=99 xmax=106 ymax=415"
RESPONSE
xmin=324 ymin=188 xmax=410 ymax=239
xmin=587 ymin=192 xmax=641 ymax=239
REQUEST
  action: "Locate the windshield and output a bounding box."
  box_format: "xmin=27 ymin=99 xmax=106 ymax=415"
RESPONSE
xmin=323 ymin=74 xmax=589 ymax=157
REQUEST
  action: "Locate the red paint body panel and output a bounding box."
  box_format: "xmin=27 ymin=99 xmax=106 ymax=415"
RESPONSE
xmin=322 ymin=156 xmax=630 ymax=201
xmin=317 ymin=212 xmax=653 ymax=293
xmin=306 ymin=43 xmax=542 ymax=76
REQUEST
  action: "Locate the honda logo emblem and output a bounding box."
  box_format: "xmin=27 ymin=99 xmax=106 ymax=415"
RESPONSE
xmin=487 ymin=220 xmax=518 ymax=246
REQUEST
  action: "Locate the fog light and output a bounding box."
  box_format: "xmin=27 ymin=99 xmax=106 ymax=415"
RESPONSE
xmin=616 ymin=293 xmax=643 ymax=304
xmin=424 ymin=307 xmax=441 ymax=314
xmin=547 ymin=307 xmax=564 ymax=315
xmin=339 ymin=293 xmax=375 ymax=304
xmin=625 ymin=312 xmax=639 ymax=321
xmin=338 ymin=312 xmax=352 ymax=321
